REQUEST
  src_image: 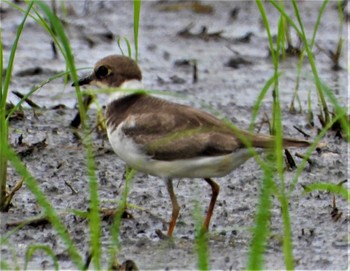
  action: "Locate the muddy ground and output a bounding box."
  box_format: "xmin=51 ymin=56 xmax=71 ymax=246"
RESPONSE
xmin=1 ymin=1 xmax=349 ymax=270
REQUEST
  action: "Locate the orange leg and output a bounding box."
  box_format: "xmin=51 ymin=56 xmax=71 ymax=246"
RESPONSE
xmin=203 ymin=178 xmax=220 ymax=231
xmin=164 ymin=179 xmax=180 ymax=237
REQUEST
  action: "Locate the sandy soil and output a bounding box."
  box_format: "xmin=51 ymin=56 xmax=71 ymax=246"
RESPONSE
xmin=1 ymin=1 xmax=349 ymax=270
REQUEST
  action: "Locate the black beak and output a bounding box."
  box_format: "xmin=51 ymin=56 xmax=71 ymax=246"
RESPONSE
xmin=71 ymin=74 xmax=93 ymax=87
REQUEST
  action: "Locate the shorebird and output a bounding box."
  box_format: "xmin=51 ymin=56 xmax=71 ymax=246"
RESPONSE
xmin=74 ymin=55 xmax=310 ymax=237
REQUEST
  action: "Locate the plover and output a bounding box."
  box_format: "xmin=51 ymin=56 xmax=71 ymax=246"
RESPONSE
xmin=75 ymin=55 xmax=310 ymax=237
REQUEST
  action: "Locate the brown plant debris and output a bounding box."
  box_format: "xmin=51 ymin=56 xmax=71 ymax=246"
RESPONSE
xmin=6 ymin=102 xmax=24 ymax=121
xmin=158 ymin=2 xmax=214 ymax=14
xmin=177 ymin=23 xmax=223 ymax=41
xmin=293 ymin=125 xmax=311 ymax=138
xmin=331 ymin=195 xmax=342 ymax=222
xmin=17 ymin=138 xmax=48 ymax=158
xmin=2 ymin=178 xmax=24 ymax=212
xmin=64 ymin=181 xmax=78 ymax=194
xmin=15 ymin=67 xmax=44 ymax=77
xmin=12 ymin=90 xmax=41 ymax=109
xmin=316 ymin=42 xmax=343 ymax=71
xmin=6 ymin=214 xmax=50 ymax=228
xmin=100 ymin=208 xmax=134 ymax=221
xmin=284 ymin=149 xmax=297 ymax=170
xmin=155 ymin=229 xmax=169 ymax=240
xmin=225 ymin=56 xmax=253 ymax=69
xmin=111 ymin=259 xmax=139 ymax=271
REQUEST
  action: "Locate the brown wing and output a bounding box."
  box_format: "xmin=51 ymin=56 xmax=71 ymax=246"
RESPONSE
xmin=106 ymin=93 xmax=310 ymax=161
xmin=107 ymin=94 xmax=242 ymax=161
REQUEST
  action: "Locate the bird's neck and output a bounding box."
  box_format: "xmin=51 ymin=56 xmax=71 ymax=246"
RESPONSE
xmin=108 ymin=79 xmax=144 ymax=103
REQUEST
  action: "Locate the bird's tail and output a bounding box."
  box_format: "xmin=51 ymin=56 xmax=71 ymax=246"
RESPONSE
xmin=280 ymin=137 xmax=311 ymax=148
xmin=239 ymin=131 xmax=311 ymax=149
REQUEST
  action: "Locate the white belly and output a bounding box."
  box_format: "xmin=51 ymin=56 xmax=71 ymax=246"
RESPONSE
xmin=107 ymin=124 xmax=260 ymax=179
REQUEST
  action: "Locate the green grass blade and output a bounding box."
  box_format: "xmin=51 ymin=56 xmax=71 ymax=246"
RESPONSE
xmin=35 ymin=2 xmax=102 ymax=268
xmin=246 ymin=168 xmax=273 ymax=270
xmin=0 ymin=0 xmax=33 ymax=211
xmin=5 ymin=70 xmax=71 ymax=121
xmin=5 ymin=146 xmax=84 ymax=269
xmin=280 ymin=195 xmax=294 ymax=270
xmin=289 ymin=51 xmax=305 ymax=113
xmin=270 ymin=0 xmax=330 ymax=125
xmin=133 ymin=0 xmax=141 ymax=63
xmin=194 ymin=202 xmax=209 ymax=271
xmin=275 ymin=8 xmax=295 ymax=271
xmin=256 ymin=1 xmax=276 ymax=61
xmin=249 ymin=73 xmax=281 ymax=132
xmin=288 ymin=110 xmax=346 ymax=198
xmin=108 ymin=167 xmax=135 ymax=268
xmin=60 ymin=0 xmax=67 ymax=17
xmin=1 ymin=1 xmax=33 ymax=109
xmin=268 ymin=0 xmax=302 ymax=38
xmin=5 ymin=0 xmax=65 ymax=60
xmin=318 ymin=80 xmax=349 ymax=141
xmin=0 ymin=27 xmax=3 ymax=100
xmin=85 ymin=136 xmax=101 ymax=270
xmin=255 ymin=2 xmax=301 ymax=269
xmin=0 ymin=30 xmax=7 ymax=210
xmin=310 ymin=0 xmax=329 ymax=48
xmin=34 ymin=1 xmax=84 ymax=121
xmin=25 ymin=244 xmax=59 ymax=271
xmin=1 ymin=260 xmax=11 ymax=270
xmin=117 ymin=36 xmax=132 ymax=58
xmin=303 ymin=183 xmax=349 ymax=201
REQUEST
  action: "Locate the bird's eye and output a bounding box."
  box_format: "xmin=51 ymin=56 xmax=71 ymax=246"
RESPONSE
xmin=95 ymin=66 xmax=109 ymax=79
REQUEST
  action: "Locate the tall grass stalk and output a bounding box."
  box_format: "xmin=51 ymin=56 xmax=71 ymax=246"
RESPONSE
xmin=332 ymin=0 xmax=345 ymax=70
xmin=250 ymin=1 xmax=300 ymax=269
xmin=0 ymin=261 xmax=11 ymax=270
xmin=0 ymin=1 xmax=33 ymax=211
xmin=133 ymin=0 xmax=141 ymax=63
xmin=307 ymin=89 xmax=314 ymax=126
xmin=34 ymin=2 xmax=102 ymax=269
xmin=194 ymin=202 xmax=209 ymax=271
xmin=2 ymin=1 xmax=103 ymax=268
xmin=251 ymin=1 xmax=348 ymax=269
xmin=289 ymin=51 xmax=305 ymax=113
xmin=318 ymin=81 xmax=349 ymax=141
xmin=33 ymin=1 xmax=83 ymax=111
xmin=287 ymin=0 xmax=339 ymax=102
xmin=6 ymin=70 xmax=72 ymax=119
xmin=249 ymin=73 xmax=282 ymax=132
xmin=0 ymin=25 xmax=8 ymax=211
xmin=246 ymin=168 xmax=273 ymax=270
xmin=108 ymin=167 xmax=135 ymax=269
xmin=107 ymin=1 xmax=141 ymax=266
xmin=1 ymin=0 xmax=145 ymax=268
xmin=250 ymin=3 xmax=279 ymax=270
xmin=310 ymin=0 xmax=329 ymax=48
xmin=5 ymin=146 xmax=84 ymax=268
xmin=303 ymin=182 xmax=350 ymax=201
xmin=117 ymin=36 xmax=133 ymax=58
xmin=25 ymin=244 xmax=59 ymax=271
xmin=274 ymin=14 xmax=295 ymax=270
xmin=270 ymin=0 xmax=330 ymax=126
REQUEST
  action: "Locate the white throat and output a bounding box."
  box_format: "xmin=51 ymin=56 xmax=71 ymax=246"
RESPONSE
xmin=108 ymin=79 xmax=144 ymax=103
